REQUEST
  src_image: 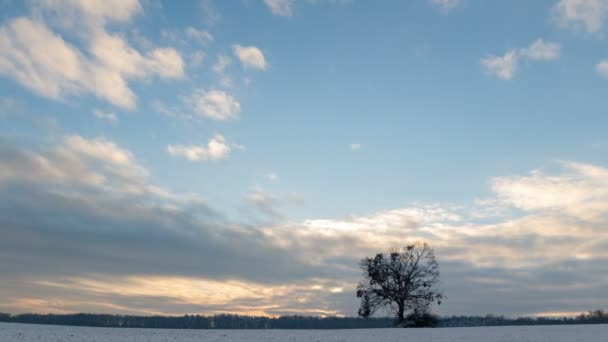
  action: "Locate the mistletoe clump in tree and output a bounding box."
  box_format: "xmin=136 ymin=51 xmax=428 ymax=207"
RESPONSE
xmin=356 ymin=241 xmax=443 ymax=326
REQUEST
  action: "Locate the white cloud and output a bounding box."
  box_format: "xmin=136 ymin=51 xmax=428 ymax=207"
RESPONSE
xmin=481 ymin=50 xmax=518 ymax=80
xmin=184 ymin=89 xmax=240 ymax=121
xmin=0 ymin=2 xmax=184 ymax=109
xmin=552 ymin=0 xmax=608 ymax=33
xmin=61 ymin=135 xmax=137 ymax=168
xmin=0 ymin=18 xmax=92 ymax=101
xmin=492 ymin=161 xmax=608 ymax=221
xmin=88 ymin=31 xmax=184 ymax=108
xmin=350 ymin=143 xmax=361 ymax=150
xmin=185 ymin=27 xmax=213 ymax=45
xmin=233 ymin=45 xmax=268 ymax=71
xmin=38 ymin=0 xmax=142 ymax=27
xmin=596 ymin=60 xmax=608 ymax=77
xmin=92 ymin=109 xmax=118 ymax=124
xmin=481 ymin=39 xmax=560 ymax=80
xmin=266 ymin=173 xmax=279 ymax=181
xmin=0 ymin=135 xmax=152 ymax=195
xmin=145 ymin=48 xmax=184 ymax=78
xmin=190 ymin=50 xmax=206 ymax=67
xmin=431 ymin=0 xmax=461 ymax=13
xmin=89 ymin=32 xmax=184 ymax=80
xmin=167 ymin=134 xmax=232 ymax=162
xmin=264 ymin=161 xmax=608 ymax=274
xmin=212 ymin=54 xmax=233 ymax=87
xmin=520 ymin=39 xmax=561 ymax=61
xmin=264 ymin=0 xmax=294 ymax=16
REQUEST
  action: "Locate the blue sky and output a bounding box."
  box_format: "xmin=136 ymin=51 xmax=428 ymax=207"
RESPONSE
xmin=1 ymin=0 xmax=608 ymax=317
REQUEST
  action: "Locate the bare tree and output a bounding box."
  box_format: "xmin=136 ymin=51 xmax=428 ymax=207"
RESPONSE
xmin=356 ymin=241 xmax=443 ymax=325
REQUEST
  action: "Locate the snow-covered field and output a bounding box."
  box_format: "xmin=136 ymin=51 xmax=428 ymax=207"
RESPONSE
xmin=1 ymin=322 xmax=608 ymax=341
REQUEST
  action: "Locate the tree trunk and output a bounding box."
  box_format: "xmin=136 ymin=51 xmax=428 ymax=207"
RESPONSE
xmin=397 ymin=301 xmax=405 ymax=324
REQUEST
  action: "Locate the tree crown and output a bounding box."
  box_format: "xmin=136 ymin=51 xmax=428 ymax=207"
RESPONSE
xmin=356 ymin=241 xmax=443 ymax=323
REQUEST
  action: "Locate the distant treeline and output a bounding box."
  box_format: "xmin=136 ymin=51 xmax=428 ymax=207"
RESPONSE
xmin=440 ymin=310 xmax=608 ymax=327
xmin=0 ymin=310 xmax=607 ymax=329
xmin=0 ymin=313 xmax=393 ymax=329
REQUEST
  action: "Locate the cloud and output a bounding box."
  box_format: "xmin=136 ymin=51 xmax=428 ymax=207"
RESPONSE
xmin=90 ymin=31 xmax=184 ymax=80
xmin=481 ymin=50 xmax=518 ymax=80
xmin=481 ymin=39 xmax=560 ymax=80
xmin=260 ymin=161 xmax=608 ymax=314
xmin=266 ymin=173 xmax=279 ymax=181
xmin=264 ymin=0 xmax=294 ymax=16
xmin=2 ymin=136 xmax=608 ymax=316
xmin=212 ymin=54 xmax=233 ymax=87
xmin=0 ymin=18 xmax=90 ymax=101
xmin=430 ymin=0 xmax=461 ymax=13
xmin=492 ymin=161 xmax=608 ymax=221
xmin=212 ymin=55 xmax=231 ymax=73
xmin=200 ymin=0 xmax=221 ymax=26
xmin=190 ymin=50 xmax=206 ymax=67
xmin=233 ymin=45 xmax=268 ymax=71
xmin=244 ymin=188 xmax=306 ymax=223
xmin=92 ymin=109 xmax=118 ymax=124
xmin=246 ymin=188 xmax=285 ymax=219
xmin=1 ymin=275 xmax=349 ymax=317
xmin=38 ymin=0 xmax=142 ymax=27
xmin=597 ymin=60 xmax=608 ymax=77
xmin=552 ymin=0 xmax=608 ymax=33
xmin=263 ymin=0 xmax=351 ymax=16
xmin=350 ymin=143 xmax=361 ymax=150
xmin=0 ymin=135 xmax=149 ymax=195
xmin=0 ymin=2 xmax=184 ymax=109
xmin=167 ymin=134 xmax=232 ymax=162
xmin=520 ymin=39 xmax=561 ymax=61
xmin=185 ymin=26 xmax=213 ymax=45
xmin=183 ymin=88 xmax=240 ymax=120
xmin=0 ymin=136 xmax=324 ymax=284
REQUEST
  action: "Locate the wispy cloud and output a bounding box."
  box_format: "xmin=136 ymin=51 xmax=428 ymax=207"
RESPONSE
xmin=481 ymin=39 xmax=560 ymax=80
xmin=246 ymin=188 xmax=285 ymax=219
xmin=190 ymin=50 xmax=206 ymax=67
xmin=430 ymin=0 xmax=461 ymax=14
xmin=185 ymin=26 xmax=214 ymax=45
xmin=519 ymin=39 xmax=561 ymax=61
xmin=552 ymin=0 xmax=608 ymax=33
xmin=212 ymin=54 xmax=233 ymax=87
xmin=481 ymin=51 xmax=518 ymax=80
xmin=596 ymin=60 xmax=608 ymax=77
xmin=92 ymin=109 xmax=118 ymax=124
xmin=264 ymin=0 xmax=294 ymax=16
xmin=0 ymin=1 xmax=184 ymax=109
xmin=200 ymin=0 xmax=221 ymax=26
xmin=167 ymin=134 xmax=233 ymax=162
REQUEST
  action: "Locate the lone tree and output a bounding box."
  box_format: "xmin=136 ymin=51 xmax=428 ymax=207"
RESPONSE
xmin=356 ymin=241 xmax=443 ymax=325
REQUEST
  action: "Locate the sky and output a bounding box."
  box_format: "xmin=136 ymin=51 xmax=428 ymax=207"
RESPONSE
xmin=1 ymin=0 xmax=608 ymax=318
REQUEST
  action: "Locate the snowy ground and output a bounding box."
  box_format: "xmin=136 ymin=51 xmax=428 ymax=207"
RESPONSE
xmin=1 ymin=322 xmax=608 ymax=341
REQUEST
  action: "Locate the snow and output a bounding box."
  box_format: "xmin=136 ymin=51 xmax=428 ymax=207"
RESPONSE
xmin=1 ymin=322 xmax=608 ymax=341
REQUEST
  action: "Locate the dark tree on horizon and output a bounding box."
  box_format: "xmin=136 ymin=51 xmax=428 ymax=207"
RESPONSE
xmin=356 ymin=241 xmax=443 ymax=326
